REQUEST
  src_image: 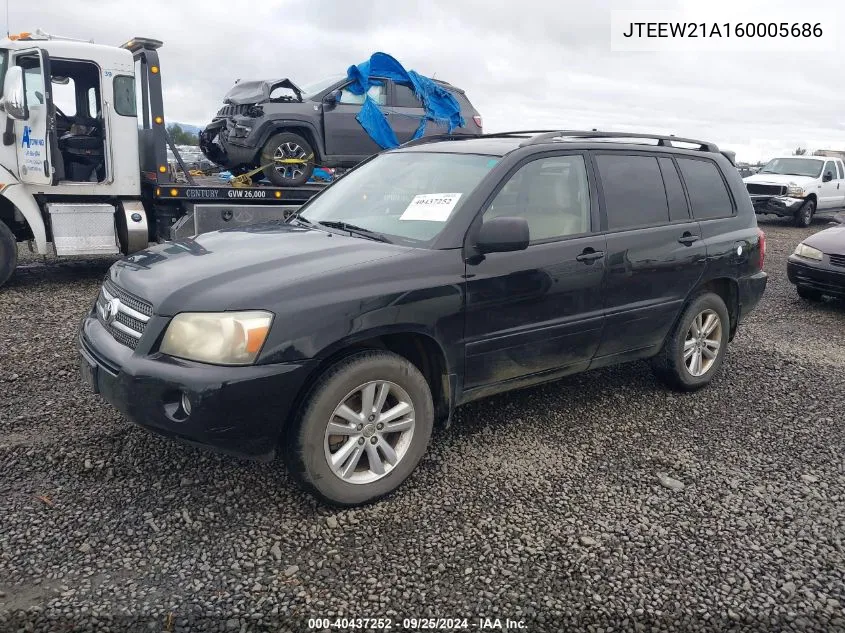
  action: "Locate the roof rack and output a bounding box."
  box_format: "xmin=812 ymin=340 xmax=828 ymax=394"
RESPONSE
xmin=398 ymin=130 xmax=563 ymax=149
xmin=518 ymin=130 xmax=720 ymax=153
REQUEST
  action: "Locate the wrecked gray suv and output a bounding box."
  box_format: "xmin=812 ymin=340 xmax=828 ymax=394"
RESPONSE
xmin=199 ymin=76 xmax=483 ymax=186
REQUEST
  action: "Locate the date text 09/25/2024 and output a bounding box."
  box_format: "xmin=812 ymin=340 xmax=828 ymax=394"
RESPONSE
xmin=307 ymin=617 xmax=529 ymax=630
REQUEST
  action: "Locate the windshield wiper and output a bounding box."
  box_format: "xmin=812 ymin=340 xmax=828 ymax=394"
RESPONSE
xmin=317 ymin=220 xmax=392 ymax=243
xmin=287 ymin=214 xmax=312 ymax=227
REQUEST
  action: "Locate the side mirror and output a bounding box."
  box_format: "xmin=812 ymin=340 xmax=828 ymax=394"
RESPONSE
xmin=1 ymin=66 xmax=28 ymax=121
xmin=476 ymin=216 xmax=530 ymax=254
xmin=323 ymin=90 xmax=340 ymax=107
xmin=823 ymin=171 xmax=834 ymax=182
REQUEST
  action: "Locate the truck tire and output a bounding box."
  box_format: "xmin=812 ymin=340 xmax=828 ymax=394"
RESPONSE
xmin=794 ymin=199 xmax=815 ymax=227
xmin=0 ymin=220 xmax=18 ymax=288
xmin=261 ymin=132 xmax=315 ymax=187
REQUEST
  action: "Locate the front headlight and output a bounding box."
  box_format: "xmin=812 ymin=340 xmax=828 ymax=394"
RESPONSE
xmin=794 ymin=243 xmax=824 ymax=261
xmin=786 ymin=183 xmax=806 ymax=198
xmin=160 ymin=311 xmax=273 ymax=365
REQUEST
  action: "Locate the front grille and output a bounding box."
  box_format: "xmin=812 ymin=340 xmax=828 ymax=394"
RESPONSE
xmin=746 ymin=183 xmax=787 ymax=196
xmin=216 ymin=104 xmax=251 ymax=117
xmin=96 ymin=280 xmax=153 ymax=350
xmin=829 ymin=254 xmax=845 ymax=268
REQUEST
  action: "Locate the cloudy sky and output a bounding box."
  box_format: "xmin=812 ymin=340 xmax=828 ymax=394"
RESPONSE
xmin=10 ymin=0 xmax=845 ymax=162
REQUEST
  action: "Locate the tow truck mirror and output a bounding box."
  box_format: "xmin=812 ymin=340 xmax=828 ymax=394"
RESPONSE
xmin=1 ymin=66 xmax=29 ymax=121
xmin=823 ymin=171 xmax=834 ymax=183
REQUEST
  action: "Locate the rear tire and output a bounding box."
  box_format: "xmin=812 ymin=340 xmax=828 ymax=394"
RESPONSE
xmin=284 ymin=350 xmax=434 ymax=506
xmin=651 ymin=292 xmax=730 ymax=392
xmin=794 ymin=199 xmax=815 ymax=227
xmin=0 ymin=221 xmax=18 ymax=288
xmin=797 ymin=285 xmax=823 ymax=302
xmin=261 ymin=132 xmax=315 ymax=187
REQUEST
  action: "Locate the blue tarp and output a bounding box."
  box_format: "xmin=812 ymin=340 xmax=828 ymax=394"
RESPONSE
xmin=345 ymin=52 xmax=465 ymax=150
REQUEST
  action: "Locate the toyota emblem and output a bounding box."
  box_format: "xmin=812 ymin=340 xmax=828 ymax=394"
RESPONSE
xmin=104 ymin=298 xmax=121 ymax=324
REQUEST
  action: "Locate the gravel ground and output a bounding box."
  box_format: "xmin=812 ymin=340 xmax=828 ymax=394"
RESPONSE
xmin=1 ymin=216 xmax=844 ymax=633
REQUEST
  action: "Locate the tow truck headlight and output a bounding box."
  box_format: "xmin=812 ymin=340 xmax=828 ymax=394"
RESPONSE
xmin=793 ymin=243 xmax=823 ymax=261
xmin=160 ymin=311 xmax=273 ymax=365
xmin=786 ymin=183 xmax=806 ymax=198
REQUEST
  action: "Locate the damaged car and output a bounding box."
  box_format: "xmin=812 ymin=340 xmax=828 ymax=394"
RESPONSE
xmin=199 ymin=69 xmax=483 ymax=187
xmin=743 ymin=156 xmax=845 ymax=227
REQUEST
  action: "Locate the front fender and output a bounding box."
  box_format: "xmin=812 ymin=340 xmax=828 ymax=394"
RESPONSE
xmin=0 ymin=170 xmax=48 ymax=254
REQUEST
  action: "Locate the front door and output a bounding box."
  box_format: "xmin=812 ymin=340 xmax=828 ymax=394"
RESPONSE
xmin=322 ymin=79 xmax=388 ymax=159
xmin=13 ymin=48 xmax=57 ymax=185
xmin=818 ymin=159 xmax=840 ymax=209
xmin=463 ymin=153 xmax=606 ymax=394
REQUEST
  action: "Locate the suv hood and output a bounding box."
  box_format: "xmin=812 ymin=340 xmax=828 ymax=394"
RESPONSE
xmin=224 ymin=78 xmax=303 ymax=105
xmin=109 ymin=225 xmax=410 ymax=315
xmin=744 ymin=173 xmax=818 ymax=187
xmin=803 ymin=224 xmax=845 ymax=256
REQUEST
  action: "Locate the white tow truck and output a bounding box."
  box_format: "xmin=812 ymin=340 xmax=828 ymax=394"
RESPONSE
xmin=0 ymin=30 xmax=324 ymax=287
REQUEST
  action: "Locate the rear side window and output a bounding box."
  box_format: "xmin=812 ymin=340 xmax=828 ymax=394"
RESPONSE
xmin=838 ymin=162 xmax=844 ymax=179
xmin=657 ymin=157 xmax=690 ymax=222
xmin=676 ymin=158 xmax=734 ymax=220
xmin=595 ymin=154 xmax=669 ymax=230
xmin=393 ymin=84 xmax=422 ymax=108
xmin=113 ymin=75 xmax=136 ymax=116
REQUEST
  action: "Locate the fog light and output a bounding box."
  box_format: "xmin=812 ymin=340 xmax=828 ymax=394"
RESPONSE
xmin=181 ymin=392 xmax=192 ymax=416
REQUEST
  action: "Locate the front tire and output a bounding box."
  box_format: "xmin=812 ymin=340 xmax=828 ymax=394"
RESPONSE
xmin=261 ymin=132 xmax=315 ymax=187
xmin=0 ymin=221 xmax=18 ymax=288
xmin=794 ymin=199 xmax=815 ymax=227
xmin=284 ymin=350 xmax=434 ymax=506
xmin=651 ymin=292 xmax=730 ymax=392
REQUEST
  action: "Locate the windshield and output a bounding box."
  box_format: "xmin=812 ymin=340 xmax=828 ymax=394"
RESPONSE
xmin=298 ymin=152 xmax=500 ymax=245
xmin=301 ymin=75 xmax=344 ymax=99
xmin=759 ymin=158 xmax=823 ymax=178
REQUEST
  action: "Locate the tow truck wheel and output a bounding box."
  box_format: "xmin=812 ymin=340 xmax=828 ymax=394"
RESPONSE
xmin=261 ymin=132 xmax=315 ymax=187
xmin=794 ymin=199 xmax=815 ymax=227
xmin=0 ymin=221 xmax=18 ymax=288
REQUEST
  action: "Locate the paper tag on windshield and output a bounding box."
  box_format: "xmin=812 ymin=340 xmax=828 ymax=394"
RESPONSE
xmin=400 ymin=193 xmax=462 ymax=222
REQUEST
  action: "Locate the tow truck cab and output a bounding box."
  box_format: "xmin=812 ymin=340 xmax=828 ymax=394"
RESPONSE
xmin=0 ymin=30 xmax=324 ymax=288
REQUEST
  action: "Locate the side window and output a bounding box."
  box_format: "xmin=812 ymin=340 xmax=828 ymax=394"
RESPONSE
xmin=21 ymin=61 xmax=44 ymax=107
xmin=339 ymin=82 xmax=386 ymax=106
xmin=113 ymin=76 xmax=136 ymax=117
xmin=484 ymin=155 xmax=591 ymax=242
xmin=657 ymin=157 xmax=690 ymax=222
xmin=87 ymin=86 xmax=99 ymax=118
xmin=595 ymin=154 xmax=669 ymax=230
xmin=838 ymin=161 xmax=844 ymax=180
xmin=824 ymin=161 xmax=836 ymax=180
xmin=394 ymin=83 xmax=422 ymax=108
xmin=676 ymin=158 xmax=734 ymax=220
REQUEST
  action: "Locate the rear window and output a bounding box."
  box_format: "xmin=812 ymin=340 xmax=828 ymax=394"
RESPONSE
xmin=676 ymin=158 xmax=734 ymax=220
xmin=113 ymin=75 xmax=136 ymax=116
xmin=595 ymin=154 xmax=669 ymax=230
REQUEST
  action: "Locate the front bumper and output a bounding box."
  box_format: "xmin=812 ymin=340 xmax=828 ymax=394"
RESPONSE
xmin=750 ymin=195 xmax=805 ymax=217
xmin=787 ymin=257 xmax=845 ymax=297
xmin=199 ymin=118 xmax=260 ymax=168
xmin=78 ymin=311 xmax=313 ymax=460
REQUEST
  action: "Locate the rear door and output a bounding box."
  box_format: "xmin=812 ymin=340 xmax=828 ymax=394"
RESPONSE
xmin=388 ymin=81 xmax=426 ymax=144
xmin=591 ymin=153 xmax=707 ymax=364
xmin=322 ymin=79 xmax=388 ymax=158
xmin=13 ymin=48 xmax=58 ymax=185
xmin=463 ymin=152 xmax=606 ymax=394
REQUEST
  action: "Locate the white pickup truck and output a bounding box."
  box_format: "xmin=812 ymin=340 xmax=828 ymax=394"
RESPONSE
xmin=743 ymin=155 xmax=845 ymax=227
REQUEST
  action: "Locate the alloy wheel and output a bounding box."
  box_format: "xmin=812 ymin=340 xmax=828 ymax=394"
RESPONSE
xmin=273 ymin=142 xmax=308 ymax=180
xmin=683 ymin=309 xmax=722 ymax=377
xmin=324 ymin=380 xmax=416 ymax=485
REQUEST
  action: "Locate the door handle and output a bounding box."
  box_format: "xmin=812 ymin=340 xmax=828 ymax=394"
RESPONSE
xmin=576 ymin=249 xmax=604 ymax=263
xmin=678 ymin=233 xmax=700 ymax=246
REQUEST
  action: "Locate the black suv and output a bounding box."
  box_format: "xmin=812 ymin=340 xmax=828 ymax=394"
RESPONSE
xmin=79 ymin=131 xmax=767 ymax=506
xmin=199 ymin=76 xmax=482 ymax=186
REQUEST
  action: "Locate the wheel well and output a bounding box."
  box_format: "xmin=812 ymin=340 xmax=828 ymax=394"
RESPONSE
xmin=264 ymin=125 xmax=322 ymax=163
xmin=0 ymin=196 xmax=32 ymax=241
xmin=286 ymin=333 xmax=451 ymax=433
xmin=805 ymin=193 xmax=817 ymax=205
xmin=696 ymin=278 xmax=739 ymax=339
